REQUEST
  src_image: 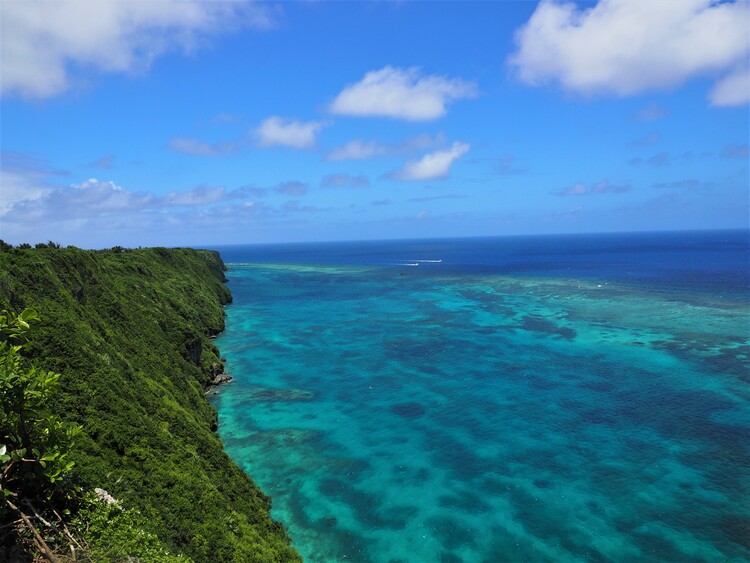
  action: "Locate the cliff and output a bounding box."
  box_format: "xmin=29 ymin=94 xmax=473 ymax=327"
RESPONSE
xmin=0 ymin=246 xmax=300 ymax=561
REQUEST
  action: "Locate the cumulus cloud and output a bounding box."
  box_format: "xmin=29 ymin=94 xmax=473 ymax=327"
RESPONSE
xmin=0 ymin=167 xmax=262 ymax=228
xmin=254 ymin=117 xmax=326 ymax=149
xmin=274 ymin=181 xmax=309 ymax=196
xmin=553 ymin=179 xmax=631 ymax=196
xmin=168 ymin=137 xmax=239 ymax=157
xmin=8 ymin=178 xmax=155 ymax=222
xmin=329 ymin=66 xmax=478 ymax=121
xmin=0 ymin=1 xmax=276 ymax=99
xmin=0 ymin=152 xmax=69 ymax=215
xmin=327 ymin=133 xmax=444 ymax=161
xmin=321 ymin=174 xmax=369 ymax=188
xmin=710 ymin=66 xmax=750 ymax=106
xmin=0 ymin=165 xmax=343 ymax=245
xmin=509 ymin=0 xmax=750 ymax=105
xmin=389 ymin=142 xmax=470 ymax=181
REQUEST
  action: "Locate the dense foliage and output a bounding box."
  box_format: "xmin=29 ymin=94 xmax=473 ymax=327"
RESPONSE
xmin=1 ymin=308 xmax=81 ymax=560
xmin=1 ymin=308 xmax=79 ymax=503
xmin=0 ymin=245 xmax=300 ymax=561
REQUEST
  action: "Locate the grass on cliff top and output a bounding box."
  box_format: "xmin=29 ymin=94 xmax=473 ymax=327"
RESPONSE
xmin=0 ymin=245 xmax=300 ymax=562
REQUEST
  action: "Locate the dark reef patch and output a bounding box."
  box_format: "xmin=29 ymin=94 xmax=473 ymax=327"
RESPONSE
xmin=390 ymin=401 xmax=427 ymax=419
xmin=521 ymin=315 xmax=577 ymax=340
xmin=437 ymin=491 xmax=493 ymax=514
xmin=425 ymin=515 xmax=477 ymax=551
xmin=318 ymin=478 xmax=417 ymax=530
xmin=245 ymin=386 xmax=314 ymax=402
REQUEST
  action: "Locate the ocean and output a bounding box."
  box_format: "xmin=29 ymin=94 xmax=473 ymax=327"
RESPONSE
xmin=209 ymin=230 xmax=749 ymax=562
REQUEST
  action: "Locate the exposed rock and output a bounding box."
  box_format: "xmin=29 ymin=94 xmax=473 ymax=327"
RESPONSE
xmin=212 ymin=373 xmax=233 ymax=386
xmin=94 ymin=487 xmax=119 ymax=505
xmin=184 ymin=335 xmax=202 ymax=364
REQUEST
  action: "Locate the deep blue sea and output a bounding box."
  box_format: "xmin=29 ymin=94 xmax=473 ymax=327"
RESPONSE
xmin=209 ymin=230 xmax=749 ymax=562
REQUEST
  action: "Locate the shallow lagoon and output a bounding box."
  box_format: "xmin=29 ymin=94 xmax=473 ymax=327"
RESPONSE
xmin=211 ymin=233 xmax=749 ymax=562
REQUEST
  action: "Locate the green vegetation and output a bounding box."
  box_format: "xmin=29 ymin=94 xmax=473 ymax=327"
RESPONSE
xmin=0 ymin=245 xmax=300 ymax=561
xmin=1 ymin=308 xmax=81 ymax=561
xmin=1 ymin=309 xmax=79 ymax=503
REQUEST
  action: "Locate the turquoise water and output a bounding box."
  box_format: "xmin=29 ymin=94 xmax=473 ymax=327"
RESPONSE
xmin=211 ymin=235 xmax=749 ymax=562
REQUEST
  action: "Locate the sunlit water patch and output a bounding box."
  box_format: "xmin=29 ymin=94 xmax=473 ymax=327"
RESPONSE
xmin=211 ymin=235 xmax=749 ymax=562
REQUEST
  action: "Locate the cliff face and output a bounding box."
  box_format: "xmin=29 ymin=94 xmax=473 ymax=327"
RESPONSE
xmin=0 ymin=246 xmax=300 ymax=562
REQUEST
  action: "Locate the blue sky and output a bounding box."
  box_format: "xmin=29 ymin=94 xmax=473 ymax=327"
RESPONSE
xmin=1 ymin=0 xmax=748 ymax=248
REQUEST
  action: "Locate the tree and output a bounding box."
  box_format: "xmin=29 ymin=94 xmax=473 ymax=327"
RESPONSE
xmin=0 ymin=309 xmax=80 ymax=559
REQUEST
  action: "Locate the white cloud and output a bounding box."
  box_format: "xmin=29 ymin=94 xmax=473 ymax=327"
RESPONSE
xmin=0 ymin=169 xmax=52 ymax=216
xmin=327 ymin=133 xmax=444 ymax=161
xmin=0 ymin=1 xmax=276 ymax=99
xmin=2 ymin=173 xmax=245 ymax=227
xmin=329 ymin=66 xmax=478 ymax=121
xmin=168 ymin=137 xmax=238 ymax=157
xmin=509 ymin=0 xmax=750 ymax=104
xmin=255 ymin=117 xmax=326 ymax=149
xmin=69 ymin=179 xmax=153 ymax=212
xmin=0 ymin=152 xmax=68 ymax=215
xmin=9 ymin=178 xmax=156 ymax=221
xmin=710 ymin=66 xmax=750 ymax=107
xmin=390 ymin=142 xmax=470 ymax=181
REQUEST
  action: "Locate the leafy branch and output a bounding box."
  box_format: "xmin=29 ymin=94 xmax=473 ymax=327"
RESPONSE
xmin=0 ymin=309 xmax=80 ymax=559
